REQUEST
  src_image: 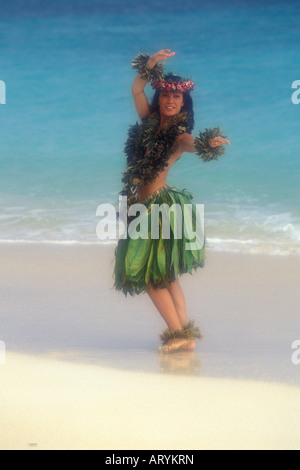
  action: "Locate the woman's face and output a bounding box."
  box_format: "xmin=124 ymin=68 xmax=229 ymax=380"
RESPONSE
xmin=158 ymin=91 xmax=185 ymax=118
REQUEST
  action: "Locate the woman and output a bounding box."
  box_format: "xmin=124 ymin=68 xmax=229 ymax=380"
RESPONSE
xmin=114 ymin=49 xmax=231 ymax=353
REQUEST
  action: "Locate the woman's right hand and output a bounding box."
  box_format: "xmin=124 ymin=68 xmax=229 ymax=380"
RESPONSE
xmin=147 ymin=49 xmax=175 ymax=68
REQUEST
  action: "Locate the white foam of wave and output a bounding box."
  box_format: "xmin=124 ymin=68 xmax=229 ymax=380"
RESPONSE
xmin=1 ymin=200 xmax=299 ymax=255
xmin=207 ymin=237 xmax=300 ymax=256
xmin=0 ymin=238 xmax=117 ymax=246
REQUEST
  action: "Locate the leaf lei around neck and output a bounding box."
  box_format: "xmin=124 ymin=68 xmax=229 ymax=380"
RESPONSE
xmin=120 ymin=111 xmax=194 ymax=205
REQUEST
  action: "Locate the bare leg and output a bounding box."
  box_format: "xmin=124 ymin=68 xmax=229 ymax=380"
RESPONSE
xmin=147 ymin=283 xmax=182 ymax=331
xmin=166 ymin=279 xmax=188 ymax=327
xmin=147 ymin=282 xmax=194 ymax=352
xmin=166 ymin=280 xmax=195 ymax=351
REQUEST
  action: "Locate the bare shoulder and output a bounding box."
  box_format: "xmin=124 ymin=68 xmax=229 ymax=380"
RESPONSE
xmin=176 ymin=132 xmax=196 ymax=153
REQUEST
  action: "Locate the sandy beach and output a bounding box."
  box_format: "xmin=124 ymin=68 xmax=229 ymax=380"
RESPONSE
xmin=0 ymin=242 xmax=300 ymax=450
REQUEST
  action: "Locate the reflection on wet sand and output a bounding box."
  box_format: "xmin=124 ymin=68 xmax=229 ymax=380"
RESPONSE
xmin=158 ymin=350 xmax=202 ymax=376
xmin=41 ymin=348 xmax=202 ymax=377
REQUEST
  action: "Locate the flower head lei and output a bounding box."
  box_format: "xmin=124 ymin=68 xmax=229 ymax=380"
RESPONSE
xmin=151 ymin=73 xmax=195 ymax=93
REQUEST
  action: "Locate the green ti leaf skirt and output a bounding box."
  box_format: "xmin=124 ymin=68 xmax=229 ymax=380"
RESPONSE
xmin=113 ymin=185 xmax=206 ymax=296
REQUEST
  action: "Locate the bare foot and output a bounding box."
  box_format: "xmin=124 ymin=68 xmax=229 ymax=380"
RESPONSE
xmin=185 ymin=340 xmax=195 ymax=350
xmin=158 ymin=338 xmax=195 ymax=354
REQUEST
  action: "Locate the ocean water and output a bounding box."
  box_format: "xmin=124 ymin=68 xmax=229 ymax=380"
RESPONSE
xmin=0 ymin=0 xmax=299 ymax=255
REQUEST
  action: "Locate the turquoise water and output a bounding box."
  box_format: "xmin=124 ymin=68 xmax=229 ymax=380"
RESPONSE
xmin=0 ymin=0 xmax=299 ymax=254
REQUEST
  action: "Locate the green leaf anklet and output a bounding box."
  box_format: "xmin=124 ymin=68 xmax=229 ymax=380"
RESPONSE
xmin=160 ymin=320 xmax=202 ymax=345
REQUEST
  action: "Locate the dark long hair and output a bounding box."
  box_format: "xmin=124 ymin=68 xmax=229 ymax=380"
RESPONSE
xmin=149 ymin=74 xmax=195 ymax=133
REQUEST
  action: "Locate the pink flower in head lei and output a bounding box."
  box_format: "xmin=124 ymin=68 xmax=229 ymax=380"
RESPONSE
xmin=151 ymin=73 xmax=195 ymax=93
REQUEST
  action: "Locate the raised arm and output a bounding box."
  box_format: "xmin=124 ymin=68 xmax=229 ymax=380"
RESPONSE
xmin=131 ymin=70 xmax=152 ymax=120
xmin=131 ymin=50 xmax=175 ymax=120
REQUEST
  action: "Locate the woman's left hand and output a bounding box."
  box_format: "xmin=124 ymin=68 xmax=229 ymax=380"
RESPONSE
xmin=209 ymin=136 xmax=231 ymax=147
